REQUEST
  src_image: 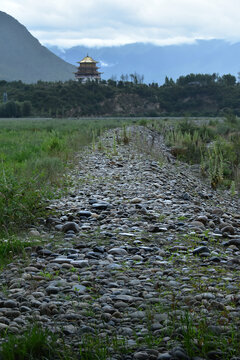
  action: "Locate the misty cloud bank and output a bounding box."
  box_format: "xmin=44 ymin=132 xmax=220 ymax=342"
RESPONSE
xmin=1 ymin=0 xmax=240 ymax=47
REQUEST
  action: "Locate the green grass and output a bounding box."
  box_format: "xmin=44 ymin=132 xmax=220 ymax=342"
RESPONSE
xmin=133 ymin=303 xmax=240 ymax=359
xmin=178 ymin=312 xmax=240 ymax=359
xmin=0 ymin=325 xmax=61 ymax=360
xmin=0 ymin=309 xmax=239 ymax=360
xmin=78 ymin=334 xmax=129 ymax=360
xmin=0 ymin=117 xmax=134 ymax=236
xmin=0 ymin=235 xmax=35 ymax=268
xmin=0 ymin=325 xmax=129 ymax=360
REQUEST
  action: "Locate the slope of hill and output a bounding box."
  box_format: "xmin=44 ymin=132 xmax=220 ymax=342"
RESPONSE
xmin=48 ymin=40 xmax=240 ymax=84
xmin=0 ymin=12 xmax=76 ymax=83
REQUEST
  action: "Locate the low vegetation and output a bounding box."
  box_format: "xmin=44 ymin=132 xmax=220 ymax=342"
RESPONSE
xmin=143 ymin=115 xmax=240 ymax=190
xmin=0 ymin=325 xmax=60 ymax=360
xmin=0 ymin=306 xmax=239 ymax=360
xmin=0 ymin=117 xmax=132 ymax=236
xmin=0 ymin=236 xmax=35 ymax=269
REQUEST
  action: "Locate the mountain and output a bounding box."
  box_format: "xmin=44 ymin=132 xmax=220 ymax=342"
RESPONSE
xmin=2 ymin=10 xmax=240 ymax=84
xmin=48 ymin=40 xmax=240 ymax=84
xmin=0 ymin=12 xmax=75 ymax=83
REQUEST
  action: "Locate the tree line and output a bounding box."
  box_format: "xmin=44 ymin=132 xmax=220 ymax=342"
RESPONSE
xmin=0 ymin=72 xmax=240 ymax=117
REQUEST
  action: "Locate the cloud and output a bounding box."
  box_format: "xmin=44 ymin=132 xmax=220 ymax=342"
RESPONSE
xmin=1 ymin=0 xmax=240 ymax=47
xmin=99 ymin=61 xmax=115 ymax=67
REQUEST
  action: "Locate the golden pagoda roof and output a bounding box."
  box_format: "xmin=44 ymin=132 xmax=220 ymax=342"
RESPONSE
xmin=79 ymin=55 xmax=98 ymax=64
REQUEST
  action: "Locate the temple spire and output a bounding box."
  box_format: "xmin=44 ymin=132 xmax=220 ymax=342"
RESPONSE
xmin=75 ymin=55 xmax=102 ymax=83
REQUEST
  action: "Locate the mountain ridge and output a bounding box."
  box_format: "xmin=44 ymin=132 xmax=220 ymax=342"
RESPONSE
xmin=48 ymin=40 xmax=240 ymax=84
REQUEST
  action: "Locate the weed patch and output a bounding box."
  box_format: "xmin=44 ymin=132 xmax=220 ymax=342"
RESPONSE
xmin=79 ymin=333 xmax=129 ymax=360
xmin=0 ymin=325 xmax=60 ymax=360
xmin=147 ymin=117 xmax=240 ymax=190
xmin=0 ymin=236 xmax=34 ymax=268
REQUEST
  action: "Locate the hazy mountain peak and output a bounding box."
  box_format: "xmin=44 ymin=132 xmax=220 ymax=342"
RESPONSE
xmin=0 ymin=11 xmax=75 ymax=83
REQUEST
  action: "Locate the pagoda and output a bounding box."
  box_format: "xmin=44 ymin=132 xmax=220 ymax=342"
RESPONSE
xmin=75 ymin=55 xmax=101 ymax=83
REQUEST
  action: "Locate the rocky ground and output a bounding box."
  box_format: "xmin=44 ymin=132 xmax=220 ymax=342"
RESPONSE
xmin=0 ymin=126 xmax=240 ymax=360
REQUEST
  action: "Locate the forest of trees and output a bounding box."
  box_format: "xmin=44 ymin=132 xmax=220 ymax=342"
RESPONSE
xmin=0 ymin=73 xmax=240 ymax=117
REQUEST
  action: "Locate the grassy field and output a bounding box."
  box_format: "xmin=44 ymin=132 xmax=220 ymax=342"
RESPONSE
xmin=0 ymin=117 xmax=135 ymax=236
xmin=1 ymin=115 xmax=239 ymax=237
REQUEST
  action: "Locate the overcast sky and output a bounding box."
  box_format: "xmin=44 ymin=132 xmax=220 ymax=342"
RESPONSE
xmin=1 ymin=0 xmax=240 ymax=48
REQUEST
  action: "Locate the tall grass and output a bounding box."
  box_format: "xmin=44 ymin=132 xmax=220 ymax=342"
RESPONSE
xmin=148 ymin=117 xmax=240 ymax=190
xmin=178 ymin=311 xmax=240 ymax=359
xmin=0 ymin=324 xmax=61 ymax=360
xmin=0 ymin=236 xmax=34 ymax=268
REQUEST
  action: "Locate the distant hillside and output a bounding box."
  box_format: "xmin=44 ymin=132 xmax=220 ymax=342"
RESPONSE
xmin=48 ymin=40 xmax=240 ymax=84
xmin=0 ymin=12 xmax=76 ymax=83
